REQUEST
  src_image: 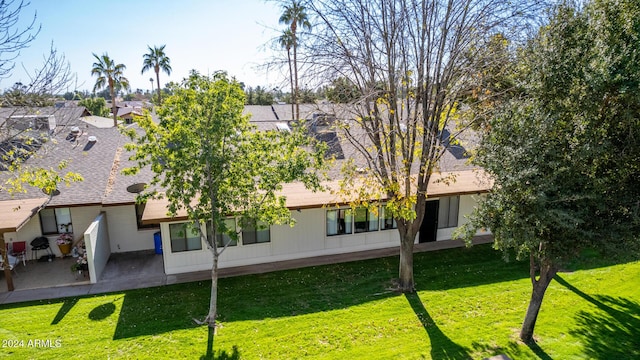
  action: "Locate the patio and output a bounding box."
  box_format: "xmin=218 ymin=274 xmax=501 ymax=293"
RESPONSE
xmin=0 ymin=256 xmax=90 ymax=292
xmin=0 ymin=250 xmax=165 ymax=293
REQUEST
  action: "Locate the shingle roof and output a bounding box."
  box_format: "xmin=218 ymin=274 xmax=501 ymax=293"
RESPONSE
xmin=0 ymin=104 xmax=483 ymax=217
xmin=0 ymin=106 xmax=128 ymax=203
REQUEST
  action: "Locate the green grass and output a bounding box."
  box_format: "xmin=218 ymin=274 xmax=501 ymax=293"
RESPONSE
xmin=1 ymin=244 xmax=639 ymax=359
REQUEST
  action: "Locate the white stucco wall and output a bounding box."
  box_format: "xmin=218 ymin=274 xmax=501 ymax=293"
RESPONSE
xmin=7 ymin=205 xmax=102 ymax=260
xmin=161 ymin=194 xmax=491 ymax=275
xmin=84 ymin=212 xmax=111 ymax=284
xmin=103 ymin=205 xmax=157 ymax=253
xmin=162 ymin=208 xmax=398 ymax=275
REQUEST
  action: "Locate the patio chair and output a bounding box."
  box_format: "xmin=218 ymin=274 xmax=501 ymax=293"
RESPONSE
xmin=0 ymin=253 xmax=20 ymax=274
xmin=8 ymin=241 xmax=27 ymax=266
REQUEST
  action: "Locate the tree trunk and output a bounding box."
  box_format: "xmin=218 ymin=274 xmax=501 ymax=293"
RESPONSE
xmin=520 ymin=255 xmax=557 ymax=343
xmin=395 ymin=195 xmax=425 ymax=293
xmin=109 ymin=79 xmax=117 ymax=127
xmin=398 ymin=232 xmax=416 ymax=292
xmin=293 ymin=37 xmax=300 ymax=120
xmin=156 ymin=70 xmax=162 ymax=104
xmin=287 ymin=49 xmax=294 ymax=120
xmin=206 ymin=252 xmax=220 ymax=328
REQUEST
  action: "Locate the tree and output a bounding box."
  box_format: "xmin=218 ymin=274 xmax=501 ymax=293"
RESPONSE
xmin=1 ymin=81 xmax=52 ymax=106
xmin=91 ymin=53 xmax=129 ymax=127
xmin=278 ymin=29 xmax=296 ymax=118
xmin=325 ymin=77 xmax=361 ymax=103
xmin=279 ymin=0 xmax=311 ymax=120
xmin=0 ymin=2 xmax=81 ymax=291
xmin=78 ymin=97 xmax=109 ymax=117
xmin=0 ymin=0 xmax=39 ymax=78
xmin=122 ymin=72 xmax=326 ymax=334
xmin=244 ymin=85 xmax=275 ymax=105
xmin=141 ymin=44 xmax=171 ymax=105
xmin=457 ymin=0 xmax=640 ymax=343
xmin=304 ymin=0 xmax=547 ymax=292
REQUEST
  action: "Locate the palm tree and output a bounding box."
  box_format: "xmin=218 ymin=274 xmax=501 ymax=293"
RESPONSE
xmin=91 ymin=53 xmax=130 ymax=127
xmin=279 ymin=29 xmax=296 ymax=120
xmin=279 ymin=0 xmax=311 ymax=120
xmin=141 ymin=45 xmax=172 ymax=104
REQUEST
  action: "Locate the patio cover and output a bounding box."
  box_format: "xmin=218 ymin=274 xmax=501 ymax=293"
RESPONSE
xmin=0 ymin=198 xmax=49 ymax=233
xmin=141 ymin=169 xmax=492 ymax=224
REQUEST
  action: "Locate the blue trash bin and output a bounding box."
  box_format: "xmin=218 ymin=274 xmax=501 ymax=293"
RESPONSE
xmin=153 ymin=231 xmax=163 ymax=254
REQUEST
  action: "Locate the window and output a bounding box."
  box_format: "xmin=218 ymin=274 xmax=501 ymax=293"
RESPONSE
xmin=380 ymin=206 xmax=397 ymax=230
xmin=135 ymin=202 xmax=160 ymax=230
xmin=215 ymin=218 xmax=237 ymax=247
xmin=326 ymin=209 xmax=352 ymax=236
xmin=241 ymin=219 xmax=270 ymax=245
xmin=39 ymin=208 xmax=73 ymax=234
xmin=438 ymin=196 xmax=460 ymax=229
xmin=169 ymin=222 xmax=202 ymax=252
xmin=354 ymin=207 xmax=379 ymax=233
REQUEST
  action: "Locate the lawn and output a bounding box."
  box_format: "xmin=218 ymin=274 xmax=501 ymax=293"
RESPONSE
xmin=1 ymin=244 xmax=638 ymax=359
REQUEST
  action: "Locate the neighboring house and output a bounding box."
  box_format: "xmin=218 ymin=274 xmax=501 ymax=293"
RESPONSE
xmin=116 ymin=107 xmax=143 ymax=125
xmin=0 ymin=104 xmax=491 ymax=287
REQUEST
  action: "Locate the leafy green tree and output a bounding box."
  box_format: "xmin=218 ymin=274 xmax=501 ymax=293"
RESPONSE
xmin=78 ymin=97 xmax=109 ymax=117
xmin=244 ymin=85 xmax=275 ymax=105
xmin=279 ymin=0 xmax=311 ymax=120
xmin=297 ymin=87 xmax=317 ymax=103
xmin=325 ymin=77 xmax=361 ymax=103
xmin=458 ymin=0 xmax=640 ymax=343
xmin=91 ymin=53 xmax=130 ymax=127
xmin=141 ymin=45 xmax=171 ymax=104
xmin=122 ymin=72 xmax=326 ymax=332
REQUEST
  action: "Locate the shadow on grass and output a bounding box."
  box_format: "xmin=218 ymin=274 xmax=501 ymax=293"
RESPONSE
xmin=200 ymin=326 xmax=240 ymax=360
xmin=527 ymin=341 xmax=553 ymax=360
xmin=471 ymin=341 xmax=529 ymax=360
xmin=104 ymin=244 xmax=637 ymax=341
xmin=556 ymin=275 xmax=640 ymax=359
xmin=51 ymin=297 xmax=79 ymax=325
xmin=89 ymin=301 xmax=116 ymax=321
xmin=405 ymin=293 xmax=471 ymax=359
xmin=113 ymin=281 xmax=209 ymax=340
xmin=112 ymin=244 xmax=529 ymax=339
xmin=412 ymin=244 xmax=530 ymax=292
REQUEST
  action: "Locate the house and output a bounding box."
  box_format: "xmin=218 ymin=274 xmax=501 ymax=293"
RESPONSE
xmin=116 ymin=106 xmax=144 ymax=125
xmin=0 ymin=106 xmax=156 ymax=286
xmin=0 ymin=104 xmax=491 ymax=289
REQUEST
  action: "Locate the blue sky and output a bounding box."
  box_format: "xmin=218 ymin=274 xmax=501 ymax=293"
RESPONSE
xmin=2 ymin=0 xmax=289 ymax=93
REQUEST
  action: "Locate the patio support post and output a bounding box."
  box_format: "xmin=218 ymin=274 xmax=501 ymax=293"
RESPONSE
xmin=0 ymin=233 xmax=15 ymax=291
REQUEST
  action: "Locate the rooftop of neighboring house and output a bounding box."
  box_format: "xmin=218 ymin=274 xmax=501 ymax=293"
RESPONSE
xmin=0 ymin=104 xmax=489 ymax=225
xmin=0 ymin=106 xmax=146 ymax=205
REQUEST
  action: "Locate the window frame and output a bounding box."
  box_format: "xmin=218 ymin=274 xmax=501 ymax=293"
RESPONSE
xmin=326 ymin=208 xmax=353 ymax=236
xmin=39 ymin=207 xmax=73 ymax=235
xmin=437 ymin=196 xmax=460 ymax=229
xmin=214 ymin=218 xmax=238 ymax=248
xmin=380 ymin=205 xmax=398 ymax=230
xmin=168 ymin=222 xmax=203 ymax=253
xmin=241 ymin=219 xmax=271 ymax=245
xmin=353 ymin=207 xmax=379 ymax=233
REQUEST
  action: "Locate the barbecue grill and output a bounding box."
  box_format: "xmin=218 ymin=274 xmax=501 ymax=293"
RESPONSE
xmin=30 ymin=236 xmax=53 ymax=260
